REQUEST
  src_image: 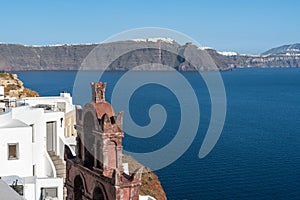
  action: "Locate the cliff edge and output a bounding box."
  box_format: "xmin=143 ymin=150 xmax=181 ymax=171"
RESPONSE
xmin=0 ymin=72 xmax=39 ymax=98
xmin=1 ymin=42 xmax=300 ymax=72
xmin=123 ymin=154 xmax=167 ymax=200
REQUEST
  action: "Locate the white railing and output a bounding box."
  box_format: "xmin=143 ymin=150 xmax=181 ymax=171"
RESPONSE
xmin=58 ymin=136 xmax=76 ymax=160
xmin=44 ymin=149 xmax=57 ymax=178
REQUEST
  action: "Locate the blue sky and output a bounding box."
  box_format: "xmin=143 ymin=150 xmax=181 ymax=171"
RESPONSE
xmin=0 ymin=0 xmax=299 ymax=53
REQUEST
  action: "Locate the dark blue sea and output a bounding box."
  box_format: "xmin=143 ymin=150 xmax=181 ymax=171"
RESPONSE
xmin=14 ymin=68 xmax=300 ymax=200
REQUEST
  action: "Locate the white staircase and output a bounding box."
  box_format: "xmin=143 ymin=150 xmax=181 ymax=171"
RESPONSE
xmin=48 ymin=151 xmax=67 ymax=199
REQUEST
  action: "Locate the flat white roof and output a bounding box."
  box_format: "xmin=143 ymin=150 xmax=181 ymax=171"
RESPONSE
xmin=1 ymin=175 xmax=24 ymax=185
xmin=0 ymin=119 xmax=29 ymax=128
xmin=0 ymin=179 xmax=24 ymax=200
xmin=23 ymin=96 xmax=69 ymax=100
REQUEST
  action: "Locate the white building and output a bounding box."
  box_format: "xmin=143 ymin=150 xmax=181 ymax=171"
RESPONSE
xmin=0 ymin=86 xmax=4 ymax=100
xmin=23 ymin=92 xmax=77 ymax=138
xmin=0 ymin=92 xmax=76 ymax=200
xmin=22 ymin=92 xmax=74 ymax=114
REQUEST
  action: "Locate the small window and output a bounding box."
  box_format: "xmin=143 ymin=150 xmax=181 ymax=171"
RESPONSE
xmin=33 ymin=165 xmax=36 ymax=176
xmin=30 ymin=124 xmax=35 ymax=143
xmin=8 ymin=143 xmax=19 ymax=160
xmin=41 ymin=187 xmax=58 ymax=199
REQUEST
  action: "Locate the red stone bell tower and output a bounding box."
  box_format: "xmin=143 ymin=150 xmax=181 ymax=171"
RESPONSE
xmin=64 ymin=82 xmax=142 ymax=200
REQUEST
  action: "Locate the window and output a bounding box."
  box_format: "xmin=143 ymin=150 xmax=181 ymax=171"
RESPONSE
xmin=8 ymin=143 xmax=19 ymax=160
xmin=41 ymin=187 xmax=58 ymax=199
xmin=33 ymin=165 xmax=36 ymax=176
xmin=30 ymin=124 xmax=35 ymax=142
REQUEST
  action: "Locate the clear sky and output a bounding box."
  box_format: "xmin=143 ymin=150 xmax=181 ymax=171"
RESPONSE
xmin=0 ymin=0 xmax=299 ymax=53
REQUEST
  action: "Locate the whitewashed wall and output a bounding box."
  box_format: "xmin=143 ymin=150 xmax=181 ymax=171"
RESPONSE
xmin=0 ymin=126 xmax=32 ymax=177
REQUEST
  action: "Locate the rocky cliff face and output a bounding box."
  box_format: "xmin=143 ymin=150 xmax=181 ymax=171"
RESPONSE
xmin=0 ymin=72 xmax=39 ymax=98
xmin=1 ymin=42 xmax=300 ymax=71
xmin=209 ymin=43 xmax=300 ymax=69
xmin=210 ymin=52 xmax=300 ymax=69
xmin=123 ymin=154 xmax=167 ymax=200
xmin=0 ymin=43 xmax=96 ymax=71
xmin=262 ymin=43 xmax=300 ymax=55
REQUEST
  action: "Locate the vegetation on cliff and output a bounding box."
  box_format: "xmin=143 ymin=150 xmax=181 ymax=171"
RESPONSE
xmin=0 ymin=72 xmax=39 ymax=98
xmin=123 ymin=154 xmax=167 ymax=200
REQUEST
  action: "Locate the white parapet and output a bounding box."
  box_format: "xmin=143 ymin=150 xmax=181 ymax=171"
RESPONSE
xmin=139 ymin=195 xmax=156 ymax=200
xmin=0 ymin=86 xmax=4 ymax=100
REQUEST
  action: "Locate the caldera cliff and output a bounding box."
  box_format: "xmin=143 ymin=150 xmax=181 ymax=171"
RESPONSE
xmin=1 ymin=41 xmax=300 ymax=71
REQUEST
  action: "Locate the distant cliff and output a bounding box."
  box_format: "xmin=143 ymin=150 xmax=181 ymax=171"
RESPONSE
xmin=1 ymin=41 xmax=300 ymax=71
xmin=262 ymin=43 xmax=300 ymax=55
xmin=208 ymin=44 xmax=300 ymax=69
xmin=0 ymin=43 xmax=96 ymax=71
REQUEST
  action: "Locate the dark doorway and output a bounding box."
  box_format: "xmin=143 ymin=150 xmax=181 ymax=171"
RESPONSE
xmin=74 ymin=176 xmax=84 ymax=200
xmin=93 ymin=186 xmax=105 ymax=200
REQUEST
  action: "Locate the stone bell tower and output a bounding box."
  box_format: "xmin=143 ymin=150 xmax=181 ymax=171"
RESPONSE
xmin=64 ymin=82 xmax=142 ymax=200
xmin=91 ymin=82 xmax=106 ymax=103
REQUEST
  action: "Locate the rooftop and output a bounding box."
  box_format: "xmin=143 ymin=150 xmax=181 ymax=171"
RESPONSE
xmin=0 ymin=119 xmax=29 ymax=128
xmin=0 ymin=179 xmax=23 ymax=200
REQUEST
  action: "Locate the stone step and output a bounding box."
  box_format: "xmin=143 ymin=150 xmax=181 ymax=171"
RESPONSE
xmin=57 ymin=170 xmax=65 ymax=173
xmin=56 ymin=167 xmax=65 ymax=171
xmin=50 ymin=155 xmax=59 ymax=159
xmin=54 ymin=163 xmax=63 ymax=166
xmin=57 ymin=173 xmax=65 ymax=177
xmin=55 ymin=166 xmax=64 ymax=170
xmin=56 ymin=170 xmax=65 ymax=175
xmin=48 ymin=151 xmax=55 ymax=155
xmin=52 ymin=157 xmax=62 ymax=162
xmin=57 ymin=174 xmax=66 ymax=178
xmin=51 ymin=158 xmax=62 ymax=163
xmin=58 ymin=175 xmax=66 ymax=179
xmin=57 ymin=171 xmax=66 ymax=174
xmin=49 ymin=153 xmax=62 ymax=159
xmin=53 ymin=161 xmax=65 ymax=166
xmin=51 ymin=156 xmax=64 ymax=161
xmin=55 ymin=165 xmax=65 ymax=171
xmin=50 ymin=156 xmax=61 ymax=161
xmin=49 ymin=152 xmax=56 ymax=156
xmin=54 ymin=163 xmax=65 ymax=168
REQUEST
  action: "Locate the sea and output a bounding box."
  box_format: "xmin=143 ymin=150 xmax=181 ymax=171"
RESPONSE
xmin=14 ymin=68 xmax=300 ymax=200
